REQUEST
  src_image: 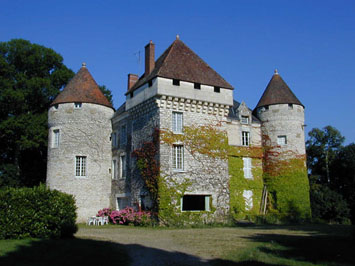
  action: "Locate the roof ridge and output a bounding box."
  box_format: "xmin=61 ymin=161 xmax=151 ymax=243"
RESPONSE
xmin=156 ymin=40 xmax=177 ymax=76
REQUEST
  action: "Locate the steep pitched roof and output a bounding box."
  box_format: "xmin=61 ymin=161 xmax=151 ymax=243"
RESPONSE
xmin=126 ymin=39 xmax=233 ymax=94
xmin=51 ymin=64 xmax=114 ymax=109
xmin=255 ymin=70 xmax=303 ymax=109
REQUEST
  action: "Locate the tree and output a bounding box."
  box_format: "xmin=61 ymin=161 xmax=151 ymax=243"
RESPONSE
xmin=0 ymin=39 xmax=74 ymax=187
xmin=306 ymin=126 xmax=345 ymax=184
xmin=99 ymin=85 xmax=113 ymax=105
xmin=332 ymin=143 xmax=355 ymax=223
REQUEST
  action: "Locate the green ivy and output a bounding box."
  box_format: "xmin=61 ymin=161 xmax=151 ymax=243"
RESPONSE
xmin=229 ymin=156 xmax=264 ymax=221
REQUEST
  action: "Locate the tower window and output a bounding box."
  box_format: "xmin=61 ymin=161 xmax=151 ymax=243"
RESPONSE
xmin=172 ymin=79 xmax=180 ymax=86
xmin=214 ymin=86 xmax=220 ymax=93
xmin=277 ymin=135 xmax=287 ymax=145
xmin=173 ymin=145 xmax=184 ymax=170
xmin=242 ymin=131 xmax=250 ymax=146
xmin=148 ymin=80 xmax=153 ymax=87
xmin=53 ymin=104 xmax=59 ymax=110
xmin=53 ymin=129 xmax=60 ymax=148
xmin=181 ymin=195 xmax=210 ymax=211
xmin=172 ymin=112 xmax=183 ymax=133
xmin=74 ymin=102 xmax=82 ymax=109
xmin=288 ymin=104 xmax=293 ymax=109
xmin=75 ymin=156 xmax=87 ymax=177
xmin=194 ymin=83 xmax=201 ymax=89
xmin=130 ymin=92 xmax=134 ymax=98
xmin=241 ymin=116 xmax=249 ymax=124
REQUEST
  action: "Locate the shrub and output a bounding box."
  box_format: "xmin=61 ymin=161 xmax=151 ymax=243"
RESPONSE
xmin=0 ymin=184 xmax=77 ymax=239
xmin=96 ymin=207 xmax=151 ymax=226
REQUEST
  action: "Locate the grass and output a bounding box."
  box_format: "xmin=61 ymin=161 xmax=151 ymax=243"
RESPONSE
xmin=1 ymin=224 xmax=354 ymax=266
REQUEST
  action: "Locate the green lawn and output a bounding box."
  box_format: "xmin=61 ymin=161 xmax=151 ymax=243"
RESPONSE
xmin=1 ymin=224 xmax=354 ymax=266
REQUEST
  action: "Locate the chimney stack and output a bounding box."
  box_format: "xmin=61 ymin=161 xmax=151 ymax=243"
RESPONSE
xmin=127 ymin=74 xmax=139 ymax=90
xmin=145 ymin=40 xmax=155 ymax=76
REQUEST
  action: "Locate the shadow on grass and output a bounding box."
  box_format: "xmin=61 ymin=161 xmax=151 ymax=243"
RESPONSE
xmin=0 ymin=237 xmax=280 ymax=266
xmin=241 ymin=226 xmax=355 ymax=266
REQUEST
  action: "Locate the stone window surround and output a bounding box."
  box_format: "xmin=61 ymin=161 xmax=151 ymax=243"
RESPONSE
xmin=277 ymin=135 xmax=287 ymax=146
xmin=241 ymin=130 xmax=250 ymax=146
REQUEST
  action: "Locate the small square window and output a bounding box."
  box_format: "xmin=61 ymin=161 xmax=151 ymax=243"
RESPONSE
xmin=194 ymin=83 xmax=201 ymax=89
xmin=288 ymin=104 xmax=293 ymax=109
xmin=172 ymin=79 xmax=180 ymax=86
xmin=74 ymin=102 xmax=82 ymax=109
xmin=277 ymin=135 xmax=287 ymax=145
xmin=214 ymin=86 xmax=220 ymax=93
xmin=241 ymin=116 xmax=249 ymax=124
xmin=53 ymin=104 xmax=59 ymax=110
xmin=148 ymin=80 xmax=153 ymax=87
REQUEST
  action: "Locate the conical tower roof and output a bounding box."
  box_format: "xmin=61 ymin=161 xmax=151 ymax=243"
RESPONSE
xmin=255 ymin=70 xmax=303 ymax=109
xmin=126 ymin=38 xmax=233 ymax=94
xmin=51 ymin=64 xmax=113 ymax=109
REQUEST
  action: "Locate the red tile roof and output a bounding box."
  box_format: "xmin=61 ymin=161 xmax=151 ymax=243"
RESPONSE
xmin=255 ymin=71 xmax=303 ymax=109
xmin=51 ymin=65 xmax=113 ymax=109
xmin=126 ymin=39 xmax=233 ymax=95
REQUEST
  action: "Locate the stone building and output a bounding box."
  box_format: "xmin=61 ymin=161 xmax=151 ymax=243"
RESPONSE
xmin=47 ymin=37 xmax=310 ymax=223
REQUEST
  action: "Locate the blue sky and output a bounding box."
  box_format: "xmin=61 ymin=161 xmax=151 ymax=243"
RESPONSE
xmin=1 ymin=0 xmax=355 ymax=144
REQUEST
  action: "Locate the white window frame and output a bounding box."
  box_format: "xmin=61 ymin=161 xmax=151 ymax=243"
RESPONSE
xmin=75 ymin=156 xmax=87 ymax=177
xmin=120 ymin=155 xmax=126 ymax=179
xmin=172 ymin=112 xmax=183 ymax=134
xmin=241 ymin=116 xmax=249 ymax=124
xmin=53 ymin=129 xmax=60 ymax=148
xmin=173 ymin=145 xmax=184 ymax=171
xmin=243 ymin=157 xmax=253 ymax=179
xmin=241 ymin=131 xmax=250 ymax=146
xmin=243 ymin=190 xmax=253 ymax=211
xmin=277 ymin=135 xmax=287 ymax=146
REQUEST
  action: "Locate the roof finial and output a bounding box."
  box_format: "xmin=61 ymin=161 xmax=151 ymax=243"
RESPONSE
xmin=274 ymin=69 xmax=278 ymax=75
xmin=176 ymin=34 xmax=180 ymax=40
xmin=82 ymin=62 xmax=86 ymax=68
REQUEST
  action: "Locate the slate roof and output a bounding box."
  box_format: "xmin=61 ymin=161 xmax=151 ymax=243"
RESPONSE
xmin=51 ymin=65 xmax=114 ymax=109
xmin=126 ymin=38 xmax=233 ymax=95
xmin=255 ymin=71 xmax=303 ymax=109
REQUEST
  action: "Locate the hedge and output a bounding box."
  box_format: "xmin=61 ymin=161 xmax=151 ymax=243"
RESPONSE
xmin=0 ymin=184 xmax=77 ymax=239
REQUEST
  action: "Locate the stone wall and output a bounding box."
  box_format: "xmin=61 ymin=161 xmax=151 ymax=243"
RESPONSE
xmin=46 ymin=103 xmax=114 ymax=222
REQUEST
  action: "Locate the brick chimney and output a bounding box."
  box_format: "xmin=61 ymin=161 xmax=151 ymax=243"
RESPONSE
xmin=145 ymin=40 xmax=155 ymax=76
xmin=127 ymin=74 xmax=139 ymax=90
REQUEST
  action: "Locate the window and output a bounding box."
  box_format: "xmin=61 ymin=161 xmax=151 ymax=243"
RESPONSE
xmin=172 ymin=79 xmax=180 ymax=86
xmin=148 ymin=80 xmax=153 ymax=87
xmin=117 ymin=197 xmax=130 ymax=210
xmin=75 ymin=156 xmax=86 ymax=177
xmin=194 ymin=83 xmax=201 ymax=89
xmin=120 ymin=125 xmax=127 ymax=146
xmin=130 ymin=92 xmax=134 ymax=98
xmin=53 ymin=104 xmax=59 ymax=110
xmin=74 ymin=102 xmax=82 ymax=109
xmin=112 ymin=132 xmax=117 ymax=147
xmin=214 ymin=86 xmax=220 ymax=93
xmin=243 ymin=190 xmax=253 ymax=210
xmin=53 ymin=129 xmax=60 ymax=148
xmin=242 ymin=131 xmax=250 ymax=146
xmin=241 ymin=116 xmax=249 ymax=124
xmin=181 ymin=195 xmax=210 ymax=211
xmin=173 ymin=145 xmax=184 ymax=170
xmin=288 ymin=103 xmax=293 ymax=110
xmin=120 ymin=155 xmax=126 ymax=178
xmin=112 ymin=159 xmax=117 ymax=179
xmin=172 ymin=112 xmax=183 ymax=133
xmin=243 ymin=157 xmax=253 ymax=179
xmin=277 ymin=135 xmax=287 ymax=145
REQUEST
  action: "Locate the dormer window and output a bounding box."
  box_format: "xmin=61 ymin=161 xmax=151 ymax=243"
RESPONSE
xmin=194 ymin=83 xmax=201 ymax=89
xmin=241 ymin=116 xmax=249 ymax=124
xmin=74 ymin=102 xmax=82 ymax=109
xmin=214 ymin=86 xmax=220 ymax=93
xmin=172 ymin=79 xmax=180 ymax=86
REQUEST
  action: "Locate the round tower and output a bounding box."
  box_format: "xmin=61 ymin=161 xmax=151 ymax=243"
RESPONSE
xmin=46 ymin=63 xmax=114 ymax=222
xmin=255 ymin=69 xmax=305 ymax=157
xmin=254 ymin=69 xmax=310 ymax=220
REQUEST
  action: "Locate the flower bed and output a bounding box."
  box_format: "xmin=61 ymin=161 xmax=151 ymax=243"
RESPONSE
xmin=96 ymin=207 xmax=151 ymax=226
